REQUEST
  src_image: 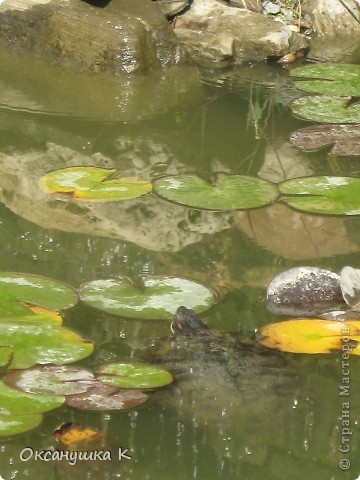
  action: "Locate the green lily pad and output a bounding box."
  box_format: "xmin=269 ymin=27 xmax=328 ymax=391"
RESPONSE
xmin=290 ymin=96 xmax=360 ymax=124
xmin=0 ymin=413 xmax=43 ymax=437
xmin=0 ymin=347 xmax=13 ymax=367
xmin=289 ymin=124 xmax=360 ymax=156
xmin=0 ymin=272 xmax=78 ymax=317
xmin=0 ymin=313 xmax=94 ymax=368
xmin=40 ymin=166 xmax=152 ymax=201
xmin=0 ymin=381 xmax=64 ymax=416
xmin=279 ymin=176 xmax=360 ymax=216
xmin=153 ymin=174 xmax=278 ymax=211
xmin=3 ymin=366 xmax=96 ymax=396
xmin=97 ymin=363 xmax=173 ymax=389
xmin=65 ymin=382 xmax=149 ymax=411
xmin=79 ymin=276 xmax=215 ymax=320
xmin=290 ymin=64 xmax=360 ymax=97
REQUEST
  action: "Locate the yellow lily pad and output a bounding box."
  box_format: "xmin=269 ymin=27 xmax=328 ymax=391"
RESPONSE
xmin=258 ymin=319 xmax=360 ymax=354
xmin=40 ymin=167 xmax=152 ymax=201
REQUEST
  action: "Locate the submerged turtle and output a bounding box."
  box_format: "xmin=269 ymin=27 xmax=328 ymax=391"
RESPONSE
xmin=149 ymin=305 xmax=293 ymax=383
xmin=145 ymin=306 xmax=302 ymax=464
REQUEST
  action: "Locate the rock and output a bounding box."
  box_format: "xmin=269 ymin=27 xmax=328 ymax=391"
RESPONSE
xmin=173 ymin=0 xmax=308 ymax=65
xmin=153 ymin=0 xmax=190 ymax=17
xmin=0 ymin=144 xmax=245 ymax=253
xmin=303 ymin=0 xmax=360 ymax=36
xmin=228 ymin=0 xmax=262 ymax=13
xmin=0 ymin=0 xmax=185 ymax=75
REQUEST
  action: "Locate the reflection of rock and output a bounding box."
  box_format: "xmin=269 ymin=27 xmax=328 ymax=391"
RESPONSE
xmin=0 ymin=0 xmax=184 ymax=75
xmin=0 ymin=51 xmax=203 ymax=121
xmin=236 ymin=203 xmax=359 ymax=260
xmin=259 ymin=143 xmax=314 ymax=183
xmin=174 ymin=0 xmax=308 ymax=65
xmin=0 ymin=144 xmax=244 ymax=252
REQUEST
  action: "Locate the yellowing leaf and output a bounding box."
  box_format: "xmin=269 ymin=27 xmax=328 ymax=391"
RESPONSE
xmin=20 ymin=302 xmax=63 ymax=323
xmin=258 ymin=319 xmax=360 ymax=354
xmin=53 ymin=422 xmax=108 ymax=450
xmin=40 ymin=167 xmax=152 ymax=201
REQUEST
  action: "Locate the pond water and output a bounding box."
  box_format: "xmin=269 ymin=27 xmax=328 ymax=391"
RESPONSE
xmin=0 ymin=51 xmax=360 ymax=480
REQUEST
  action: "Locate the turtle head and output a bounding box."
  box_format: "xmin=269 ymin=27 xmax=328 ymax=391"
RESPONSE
xmin=171 ymin=306 xmax=208 ymax=333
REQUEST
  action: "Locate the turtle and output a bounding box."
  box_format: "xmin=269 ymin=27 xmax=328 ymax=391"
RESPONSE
xmin=143 ymin=306 xmax=303 ymax=465
xmin=148 ymin=305 xmax=294 ymax=384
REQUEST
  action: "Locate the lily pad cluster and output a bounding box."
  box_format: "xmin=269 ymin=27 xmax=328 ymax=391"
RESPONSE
xmin=3 ymin=363 xmax=172 ymax=415
xmin=0 ymin=271 xmax=183 ymax=437
xmin=39 ymin=165 xmax=360 ymax=216
xmin=289 ymin=64 xmax=360 ymax=156
xmin=260 ymin=266 xmax=360 ymax=354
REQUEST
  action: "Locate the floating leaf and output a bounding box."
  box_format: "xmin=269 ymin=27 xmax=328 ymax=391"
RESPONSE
xmin=0 ymin=347 xmax=13 ymax=367
xmin=65 ymin=382 xmax=148 ymax=411
xmin=153 ymin=174 xmax=278 ymax=211
xmin=258 ymin=319 xmax=360 ymax=354
xmin=340 ymin=266 xmax=360 ymax=310
xmin=279 ymin=176 xmax=360 ymax=216
xmin=266 ymin=267 xmax=343 ymax=316
xmin=290 ymin=96 xmax=360 ymax=124
xmin=3 ymin=366 xmax=96 ymax=396
xmin=0 ymin=272 xmax=77 ymax=317
xmin=53 ymin=422 xmax=109 ymax=449
xmin=40 ymin=166 xmax=152 ymax=201
xmin=0 ymin=381 xmax=64 ymax=416
xmin=97 ymin=363 xmax=173 ymax=389
xmin=79 ymin=276 xmax=215 ymax=319
xmin=290 ymin=64 xmax=360 ymax=97
xmin=0 ymin=314 xmax=94 ymax=368
xmin=0 ymin=413 xmax=43 ymax=437
xmin=289 ymin=124 xmax=360 ymax=156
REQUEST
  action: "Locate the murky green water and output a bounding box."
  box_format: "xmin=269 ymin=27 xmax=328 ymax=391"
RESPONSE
xmin=0 ymin=52 xmax=360 ymax=480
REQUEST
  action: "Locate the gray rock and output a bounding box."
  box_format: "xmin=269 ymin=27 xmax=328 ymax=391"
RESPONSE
xmin=0 ymin=0 xmax=185 ymax=75
xmin=174 ymin=0 xmax=308 ymax=65
xmin=153 ymin=0 xmax=190 ymax=17
xmin=228 ymin=0 xmax=263 ymax=13
xmin=303 ymin=0 xmax=360 ymax=36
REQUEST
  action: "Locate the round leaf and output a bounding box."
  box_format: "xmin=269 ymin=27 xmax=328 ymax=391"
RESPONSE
xmin=0 ymin=381 xmax=64 ymax=416
xmin=40 ymin=166 xmax=152 ymax=201
xmin=79 ymin=276 xmax=215 ymax=319
xmin=279 ymin=176 xmax=360 ymax=216
xmin=97 ymin=363 xmax=173 ymax=389
xmin=0 ymin=272 xmax=78 ymax=317
xmin=0 ymin=315 xmax=94 ymax=368
xmin=153 ymin=174 xmax=278 ymax=211
xmin=0 ymin=413 xmax=43 ymax=437
xmin=290 ymin=96 xmax=360 ymax=124
xmin=290 ymin=64 xmax=360 ymax=97
xmin=289 ymin=124 xmax=360 ymax=156
xmin=3 ymin=366 xmax=96 ymax=396
xmin=259 ymin=319 xmax=360 ymax=354
xmin=65 ymin=382 xmax=148 ymax=411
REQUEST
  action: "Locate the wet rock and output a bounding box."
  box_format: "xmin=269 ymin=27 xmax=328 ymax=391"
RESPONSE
xmin=153 ymin=0 xmax=190 ymax=17
xmin=303 ymin=0 xmax=360 ymax=36
xmin=0 ymin=0 xmax=185 ymax=75
xmin=173 ymin=0 xmax=308 ymax=66
xmin=266 ymin=266 xmax=344 ymax=316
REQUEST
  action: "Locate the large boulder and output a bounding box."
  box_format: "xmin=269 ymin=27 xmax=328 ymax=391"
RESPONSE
xmin=303 ymin=0 xmax=360 ymax=36
xmin=0 ymin=0 xmax=185 ymax=75
xmin=173 ymin=0 xmax=309 ymax=65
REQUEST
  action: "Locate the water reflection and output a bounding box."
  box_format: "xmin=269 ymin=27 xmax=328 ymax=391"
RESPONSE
xmin=0 ymin=53 xmax=359 ymax=480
